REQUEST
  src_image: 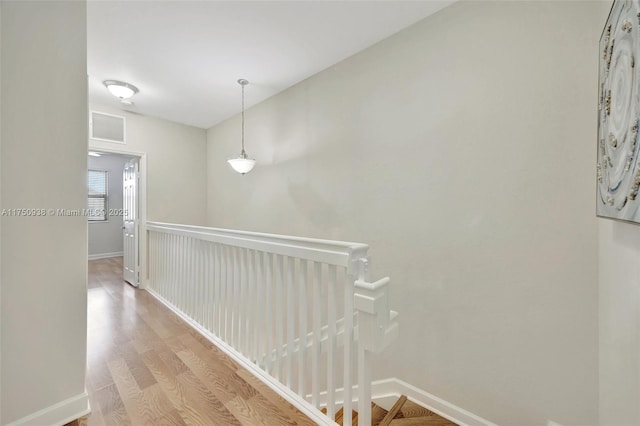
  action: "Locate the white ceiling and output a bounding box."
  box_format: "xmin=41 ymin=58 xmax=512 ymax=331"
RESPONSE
xmin=88 ymin=1 xmax=453 ymax=129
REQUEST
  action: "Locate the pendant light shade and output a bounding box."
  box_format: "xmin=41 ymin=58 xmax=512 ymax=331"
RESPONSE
xmin=228 ymin=155 xmax=256 ymax=174
xmin=228 ymin=79 xmax=256 ymax=175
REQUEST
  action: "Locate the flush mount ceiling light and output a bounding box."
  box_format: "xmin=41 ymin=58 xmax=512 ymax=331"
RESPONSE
xmin=103 ymin=80 xmax=139 ymax=104
xmin=88 ymin=151 xmax=102 ymax=157
xmin=227 ymin=79 xmax=256 ymax=175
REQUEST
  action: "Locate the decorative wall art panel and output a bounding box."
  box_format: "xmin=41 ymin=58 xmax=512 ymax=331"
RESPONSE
xmin=598 ymin=0 xmax=640 ymax=223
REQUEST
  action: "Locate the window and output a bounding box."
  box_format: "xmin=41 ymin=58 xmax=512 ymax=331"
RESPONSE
xmin=88 ymin=170 xmax=108 ymax=221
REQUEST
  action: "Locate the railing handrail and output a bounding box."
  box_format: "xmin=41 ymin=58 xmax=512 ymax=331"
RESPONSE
xmin=147 ymin=221 xmax=369 ymax=270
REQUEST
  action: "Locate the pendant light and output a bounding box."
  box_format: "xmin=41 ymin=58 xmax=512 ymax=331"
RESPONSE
xmin=228 ymin=79 xmax=256 ymax=175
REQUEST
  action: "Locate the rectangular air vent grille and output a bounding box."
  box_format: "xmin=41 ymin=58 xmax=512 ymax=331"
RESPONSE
xmin=90 ymin=111 xmax=126 ymax=144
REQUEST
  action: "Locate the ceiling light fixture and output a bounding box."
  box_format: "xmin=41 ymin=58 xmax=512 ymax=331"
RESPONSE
xmin=227 ymin=79 xmax=256 ymax=175
xmin=103 ymin=80 xmax=139 ymax=102
xmin=88 ymin=151 xmax=102 ymax=157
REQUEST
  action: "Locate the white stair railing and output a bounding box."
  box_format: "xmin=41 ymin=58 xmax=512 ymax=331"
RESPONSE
xmin=146 ymin=222 xmax=398 ymax=425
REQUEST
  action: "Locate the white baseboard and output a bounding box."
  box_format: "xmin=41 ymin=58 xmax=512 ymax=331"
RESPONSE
xmin=309 ymin=378 xmax=494 ymax=426
xmin=88 ymin=251 xmax=123 ymax=260
xmin=371 ymin=378 xmax=496 ymax=426
xmin=5 ymin=391 xmax=90 ymax=426
xmin=145 ymin=287 xmax=334 ymax=426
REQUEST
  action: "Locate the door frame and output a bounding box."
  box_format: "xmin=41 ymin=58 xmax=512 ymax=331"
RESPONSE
xmin=88 ymin=143 xmax=148 ymax=289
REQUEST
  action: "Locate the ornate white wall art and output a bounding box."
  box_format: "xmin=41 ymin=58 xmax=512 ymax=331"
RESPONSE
xmin=598 ymin=0 xmax=640 ymax=223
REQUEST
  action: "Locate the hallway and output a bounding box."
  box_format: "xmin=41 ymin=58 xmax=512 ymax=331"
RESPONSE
xmin=68 ymin=257 xmax=315 ymax=425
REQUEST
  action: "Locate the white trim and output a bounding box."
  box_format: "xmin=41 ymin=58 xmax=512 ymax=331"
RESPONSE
xmin=145 ymin=287 xmax=337 ymax=426
xmin=371 ymin=378 xmax=496 ymax=426
xmin=5 ymin=391 xmax=90 ymax=426
xmin=88 ymin=251 xmax=124 ymax=260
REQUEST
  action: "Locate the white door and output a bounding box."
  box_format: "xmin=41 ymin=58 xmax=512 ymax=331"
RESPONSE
xmin=123 ymin=159 xmax=139 ymax=286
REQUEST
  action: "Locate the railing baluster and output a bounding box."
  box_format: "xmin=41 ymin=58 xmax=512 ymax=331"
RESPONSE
xmin=195 ymin=239 xmax=200 ymax=323
xmin=184 ymin=237 xmax=190 ymax=316
xmin=189 ymin=238 xmax=196 ymax=320
xmin=181 ymin=235 xmax=187 ymax=313
xmin=224 ymin=245 xmax=231 ymax=342
xmin=220 ymin=244 xmax=226 ymax=341
xmin=177 ymin=234 xmax=182 ymax=309
xmin=255 ymin=251 xmax=263 ymax=366
xmin=238 ymin=247 xmax=245 ymax=355
xmin=298 ymin=259 xmax=308 ymax=397
xmin=214 ymin=243 xmax=221 ymax=337
xmin=198 ymin=240 xmax=204 ymax=326
xmin=240 ymin=247 xmax=246 ymax=353
xmin=159 ymin=234 xmax=162 ymax=291
xmin=176 ymin=235 xmax=180 ymax=308
xmin=232 ymin=246 xmax=240 ymax=350
xmin=203 ymin=242 xmax=209 ymax=332
xmin=148 ymin=232 xmax=154 ymax=290
xmin=327 ymin=264 xmax=337 ymax=420
xmin=286 ymin=256 xmax=295 ymax=389
xmin=210 ymin=243 xmax=216 ymax=333
xmin=166 ymin=234 xmax=171 ymax=299
xmin=343 ymin=270 xmax=353 ymax=426
xmin=311 ymin=261 xmax=321 ymax=407
xmin=194 ymin=238 xmax=199 ymax=321
xmin=246 ymin=249 xmax=254 ymax=359
xmin=166 ymin=234 xmax=170 ymax=296
xmin=186 ymin=237 xmax=192 ymax=316
xmin=275 ymin=254 xmax=284 ymax=381
xmin=172 ymin=234 xmax=178 ymax=308
xmin=230 ymin=246 xmax=236 ymax=348
xmin=265 ymin=253 xmax=274 ymax=374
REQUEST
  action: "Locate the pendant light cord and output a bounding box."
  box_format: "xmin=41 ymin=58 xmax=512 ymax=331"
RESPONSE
xmin=241 ymin=82 xmax=246 ymax=156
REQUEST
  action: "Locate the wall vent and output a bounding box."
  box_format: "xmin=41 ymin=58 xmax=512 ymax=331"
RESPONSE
xmin=90 ymin=111 xmax=126 ymax=144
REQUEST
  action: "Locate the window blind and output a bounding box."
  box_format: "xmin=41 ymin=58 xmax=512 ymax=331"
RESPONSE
xmin=88 ymin=170 xmax=108 ymax=221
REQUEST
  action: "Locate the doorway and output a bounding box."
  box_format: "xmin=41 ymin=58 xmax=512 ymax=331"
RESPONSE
xmin=87 ymin=151 xmax=141 ymax=287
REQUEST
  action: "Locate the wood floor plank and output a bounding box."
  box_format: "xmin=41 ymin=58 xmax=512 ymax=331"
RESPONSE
xmin=178 ymin=333 xmax=251 ymax=385
xmin=235 ymin=367 xmax=317 ymax=426
xmin=224 ymin=395 xmax=269 ymax=426
xmin=102 ymin=405 xmax=131 ymax=426
xmin=140 ymin=384 xmax=180 ymax=422
xmin=175 ymin=368 xmax=242 ymax=425
xmin=176 ymin=346 xmax=255 ymax=404
xmin=142 ymin=349 xmax=215 ymax=425
xmin=119 ymin=343 xmax=158 ymax=390
xmin=246 ymin=393 xmax=298 ymax=426
xmin=157 ymin=346 xmax=190 ymax=376
xmin=151 ymin=409 xmax=187 ymax=426
xmin=92 ymin=383 xmax=126 ymax=417
xmin=107 ymin=357 xmax=148 ymax=425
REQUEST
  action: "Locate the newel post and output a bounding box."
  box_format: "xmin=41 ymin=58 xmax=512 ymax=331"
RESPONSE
xmin=353 ymin=257 xmax=399 ymax=425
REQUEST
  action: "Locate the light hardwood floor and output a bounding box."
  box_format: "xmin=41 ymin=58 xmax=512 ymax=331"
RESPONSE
xmin=66 ymin=257 xmax=315 ymax=426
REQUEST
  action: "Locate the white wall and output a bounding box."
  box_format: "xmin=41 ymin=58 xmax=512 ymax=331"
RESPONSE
xmin=89 ymin=104 xmax=207 ymax=226
xmin=206 ymin=2 xmax=609 ymax=424
xmin=599 ymin=218 xmax=640 ymax=425
xmin=0 ymin=3 xmax=3 ymax=421
xmin=1 ymin=1 xmax=88 ymax=424
xmin=88 ymin=154 xmax=131 ymax=257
